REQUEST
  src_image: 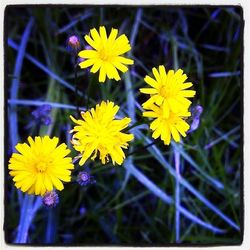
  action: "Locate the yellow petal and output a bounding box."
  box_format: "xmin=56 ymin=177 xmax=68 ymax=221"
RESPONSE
xmin=108 ymin=28 xmax=118 ymax=44
xmin=180 ymin=90 xmax=196 ymax=97
xmin=168 ymin=98 xmax=182 ymax=113
xmin=180 ymin=82 xmax=193 ymax=90
xmin=163 ymin=126 xmax=171 ymax=145
xmin=112 ymin=61 xmax=128 ymax=73
xmin=78 ymin=50 xmax=98 ymax=59
xmin=79 ymin=143 xmax=96 ymax=166
xmin=99 ymin=65 xmax=107 ymax=82
xmin=49 ymin=174 xmax=64 ymax=191
xmin=79 ymin=59 xmax=95 ymax=69
xmin=105 ymin=62 xmax=119 ymax=80
xmin=35 ymin=174 xmax=42 ymax=195
xmin=175 ymin=124 xmax=187 ymax=137
xmin=144 ymin=75 xmax=159 ymax=88
xmin=142 ymin=111 xmax=158 ymax=118
xmin=84 ymin=35 xmax=99 ymax=50
xmin=139 ymin=88 xmax=158 ymax=94
xmin=44 ymin=175 xmax=53 ymax=191
xmin=162 ymin=101 xmax=170 ymax=118
xmin=150 ymin=118 xmax=160 ymax=130
xmin=159 ymin=65 xmax=167 ymax=82
xmin=90 ymin=59 xmax=102 ymax=73
xmin=152 ymin=67 xmax=161 ymax=83
xmin=175 ymin=69 xmax=184 ymax=78
xmin=90 ymin=28 xmax=101 ymax=42
xmin=152 ymin=122 xmax=163 ymax=139
xmin=99 ymin=26 xmax=107 ymax=41
xmin=116 ymin=56 xmax=134 ymax=65
xmin=169 ymin=125 xmax=180 ymax=142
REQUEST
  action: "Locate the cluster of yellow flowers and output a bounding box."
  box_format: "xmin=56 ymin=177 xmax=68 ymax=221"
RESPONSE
xmin=140 ymin=66 xmax=195 ymax=145
xmin=8 ymin=26 xmax=196 ymax=196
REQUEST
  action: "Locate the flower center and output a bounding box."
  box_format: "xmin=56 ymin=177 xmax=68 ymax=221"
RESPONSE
xmin=36 ymin=161 xmax=49 ymax=173
xmin=99 ymin=48 xmax=112 ymax=61
xmin=80 ymin=172 xmax=89 ymax=182
xmin=159 ymin=85 xmax=172 ymax=98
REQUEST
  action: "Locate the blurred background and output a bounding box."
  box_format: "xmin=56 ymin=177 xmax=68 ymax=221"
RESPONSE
xmin=5 ymin=5 xmax=242 ymax=245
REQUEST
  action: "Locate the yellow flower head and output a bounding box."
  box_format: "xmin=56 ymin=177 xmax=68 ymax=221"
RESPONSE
xmin=143 ymin=104 xmax=191 ymax=145
xmin=70 ymin=101 xmax=134 ymax=166
xmin=140 ymin=65 xmax=196 ymax=117
xmin=78 ymin=26 xmax=134 ymax=83
xmin=8 ymin=136 xmax=74 ymax=196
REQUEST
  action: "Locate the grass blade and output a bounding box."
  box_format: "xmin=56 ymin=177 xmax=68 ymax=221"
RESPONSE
xmin=208 ymin=71 xmax=240 ymax=78
xmin=174 ymin=150 xmax=181 ymax=242
xmin=9 ymin=18 xmax=34 ymax=150
xmin=8 ymin=99 xmax=85 ymax=111
xmin=124 ymin=160 xmax=225 ymax=233
xmin=134 ymin=130 xmax=240 ymax=231
xmin=8 ymin=38 xmax=84 ymax=96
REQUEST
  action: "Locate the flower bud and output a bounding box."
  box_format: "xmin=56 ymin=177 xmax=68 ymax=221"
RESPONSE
xmin=67 ymin=35 xmax=81 ymax=53
xmin=77 ymin=171 xmax=96 ymax=186
xmin=188 ymin=105 xmax=203 ymax=133
xmin=42 ymin=191 xmax=59 ymax=208
xmin=31 ymin=104 xmax=52 ymax=126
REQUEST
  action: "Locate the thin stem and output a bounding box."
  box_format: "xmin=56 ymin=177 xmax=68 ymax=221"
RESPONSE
xmin=74 ymin=56 xmax=80 ymax=114
xmin=86 ymin=75 xmax=91 ymax=110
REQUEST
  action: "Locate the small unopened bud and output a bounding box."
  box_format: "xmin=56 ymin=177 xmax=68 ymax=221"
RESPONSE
xmin=188 ymin=105 xmax=203 ymax=133
xmin=67 ymin=35 xmax=81 ymax=53
xmin=31 ymin=104 xmax=52 ymax=126
xmin=77 ymin=171 xmax=96 ymax=186
xmin=42 ymin=191 xmax=59 ymax=208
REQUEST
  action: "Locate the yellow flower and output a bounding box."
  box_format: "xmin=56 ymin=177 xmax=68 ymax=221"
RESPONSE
xmin=8 ymin=136 xmax=74 ymax=196
xmin=140 ymin=66 xmax=196 ymax=117
xmin=70 ymin=101 xmax=134 ymax=166
xmin=78 ymin=26 xmax=134 ymax=83
xmin=143 ymin=103 xmax=191 ymax=145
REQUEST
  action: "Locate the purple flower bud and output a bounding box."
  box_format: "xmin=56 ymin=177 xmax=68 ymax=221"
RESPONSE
xmin=77 ymin=171 xmax=96 ymax=186
xmin=42 ymin=191 xmax=59 ymax=208
xmin=67 ymin=35 xmax=81 ymax=53
xmin=188 ymin=105 xmax=203 ymax=133
xmin=32 ymin=104 xmax=52 ymax=126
